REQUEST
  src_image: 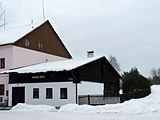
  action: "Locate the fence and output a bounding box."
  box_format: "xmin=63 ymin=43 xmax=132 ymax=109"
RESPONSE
xmin=78 ymin=95 xmax=120 ymax=105
xmin=120 ymin=88 xmax=151 ymax=103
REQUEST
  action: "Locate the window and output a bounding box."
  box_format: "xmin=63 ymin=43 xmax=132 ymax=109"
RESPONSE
xmin=46 ymin=88 xmax=53 ymax=99
xmin=6 ymin=90 xmax=8 ymax=96
xmin=0 ymin=58 xmax=5 ymax=69
xmin=0 ymin=84 xmax=4 ymax=95
xmin=25 ymin=39 xmax=30 ymax=47
xmin=38 ymin=41 xmax=43 ymax=50
xmin=33 ymin=88 xmax=39 ymax=99
xmin=60 ymin=88 xmax=68 ymax=99
xmin=0 ymin=97 xmax=3 ymax=102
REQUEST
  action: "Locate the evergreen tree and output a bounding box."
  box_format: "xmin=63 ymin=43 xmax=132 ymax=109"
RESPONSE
xmin=122 ymin=68 xmax=150 ymax=93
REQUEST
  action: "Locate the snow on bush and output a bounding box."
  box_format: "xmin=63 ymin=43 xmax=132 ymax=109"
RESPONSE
xmin=59 ymin=85 xmax=160 ymax=114
xmin=10 ymin=103 xmax=57 ymax=112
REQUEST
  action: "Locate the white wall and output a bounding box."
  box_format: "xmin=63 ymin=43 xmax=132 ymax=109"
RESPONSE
xmin=0 ymin=74 xmax=9 ymax=102
xmin=77 ymin=81 xmax=104 ymax=96
xmin=0 ymin=45 xmax=68 ymax=71
xmin=0 ymin=45 xmax=12 ymax=103
xmin=12 ymin=46 xmax=67 ymax=69
xmin=9 ymin=82 xmax=76 ymax=107
xmin=0 ymin=45 xmax=68 ymax=103
xmin=0 ymin=45 xmax=13 ymax=72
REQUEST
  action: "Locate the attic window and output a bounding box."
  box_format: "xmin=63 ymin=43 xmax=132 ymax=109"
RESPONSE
xmin=38 ymin=41 xmax=43 ymax=50
xmin=25 ymin=39 xmax=30 ymax=47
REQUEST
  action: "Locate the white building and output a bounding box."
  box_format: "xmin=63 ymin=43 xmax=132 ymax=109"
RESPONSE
xmin=3 ymin=56 xmax=121 ymax=107
xmin=0 ymin=20 xmax=72 ymax=105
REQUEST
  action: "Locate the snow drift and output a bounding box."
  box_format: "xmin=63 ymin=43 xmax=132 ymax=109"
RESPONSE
xmin=59 ymin=85 xmax=160 ymax=114
xmin=10 ymin=103 xmax=56 ymax=112
xmin=10 ymin=86 xmax=160 ymax=114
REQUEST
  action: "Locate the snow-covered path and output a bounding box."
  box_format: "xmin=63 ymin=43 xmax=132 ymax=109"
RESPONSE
xmin=0 ymin=111 xmax=160 ymax=120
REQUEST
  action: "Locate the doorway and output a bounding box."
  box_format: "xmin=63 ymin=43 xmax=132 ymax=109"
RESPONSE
xmin=12 ymin=87 xmax=25 ymax=106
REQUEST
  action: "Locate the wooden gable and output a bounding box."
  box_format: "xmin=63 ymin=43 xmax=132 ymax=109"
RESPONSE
xmin=71 ymin=57 xmax=121 ymax=97
xmin=14 ymin=20 xmax=72 ymax=59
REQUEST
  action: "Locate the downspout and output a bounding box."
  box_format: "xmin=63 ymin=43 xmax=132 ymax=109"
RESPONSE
xmin=71 ymin=70 xmax=78 ymax=104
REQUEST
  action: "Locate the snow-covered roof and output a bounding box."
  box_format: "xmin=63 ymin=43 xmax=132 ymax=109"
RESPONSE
xmin=0 ymin=21 xmax=47 ymax=45
xmin=2 ymin=56 xmax=105 ymax=73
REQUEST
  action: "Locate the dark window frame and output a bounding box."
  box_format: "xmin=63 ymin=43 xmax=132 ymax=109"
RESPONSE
xmin=0 ymin=97 xmax=3 ymax=102
xmin=60 ymin=88 xmax=68 ymax=99
xmin=46 ymin=88 xmax=53 ymax=99
xmin=0 ymin=84 xmax=4 ymax=95
xmin=0 ymin=58 xmax=5 ymax=69
xmin=33 ymin=88 xmax=39 ymax=99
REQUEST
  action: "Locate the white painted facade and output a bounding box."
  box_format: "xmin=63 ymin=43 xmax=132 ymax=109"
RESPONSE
xmin=0 ymin=74 xmax=9 ymax=103
xmin=0 ymin=45 xmax=67 ymax=103
xmin=8 ymin=81 xmax=104 ymax=107
xmin=8 ymin=82 xmax=76 ymax=107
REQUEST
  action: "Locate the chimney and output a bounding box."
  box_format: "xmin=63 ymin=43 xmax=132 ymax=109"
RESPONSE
xmin=31 ymin=19 xmax=34 ymax=28
xmin=87 ymin=51 xmax=94 ymax=58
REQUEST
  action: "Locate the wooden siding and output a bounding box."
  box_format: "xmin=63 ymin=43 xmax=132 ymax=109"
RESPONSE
xmin=72 ymin=57 xmax=120 ymax=97
xmin=14 ymin=21 xmax=72 ymax=59
xmin=9 ymin=71 xmax=73 ymax=84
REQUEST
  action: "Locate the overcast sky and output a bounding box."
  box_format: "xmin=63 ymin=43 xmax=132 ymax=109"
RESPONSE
xmin=1 ymin=0 xmax=160 ymax=77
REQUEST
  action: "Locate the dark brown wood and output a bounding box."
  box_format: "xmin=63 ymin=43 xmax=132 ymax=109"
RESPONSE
xmin=14 ymin=20 xmax=72 ymax=59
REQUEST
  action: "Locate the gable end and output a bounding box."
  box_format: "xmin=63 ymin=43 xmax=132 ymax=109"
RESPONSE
xmin=14 ymin=20 xmax=72 ymax=59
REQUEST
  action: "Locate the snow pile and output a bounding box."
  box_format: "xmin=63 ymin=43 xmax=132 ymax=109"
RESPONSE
xmin=59 ymin=85 xmax=160 ymax=114
xmin=10 ymin=103 xmax=57 ymax=112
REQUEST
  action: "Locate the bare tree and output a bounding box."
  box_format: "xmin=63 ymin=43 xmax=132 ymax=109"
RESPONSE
xmin=150 ymin=68 xmax=160 ymax=85
xmin=158 ymin=68 xmax=160 ymax=77
xmin=150 ymin=68 xmax=157 ymax=78
xmin=0 ymin=2 xmax=5 ymax=28
xmin=109 ymin=55 xmax=121 ymax=72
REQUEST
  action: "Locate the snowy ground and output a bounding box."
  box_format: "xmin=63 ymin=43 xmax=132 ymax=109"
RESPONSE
xmin=0 ymin=111 xmax=160 ymax=120
xmin=0 ymin=85 xmax=160 ymax=120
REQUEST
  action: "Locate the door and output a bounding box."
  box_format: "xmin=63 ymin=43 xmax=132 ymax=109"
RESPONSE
xmin=12 ymin=87 xmax=25 ymax=106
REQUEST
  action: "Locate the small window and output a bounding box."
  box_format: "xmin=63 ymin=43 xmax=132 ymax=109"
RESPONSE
xmin=6 ymin=90 xmax=8 ymax=96
xmin=0 ymin=97 xmax=3 ymax=103
xmin=25 ymin=39 xmax=30 ymax=47
xmin=38 ymin=41 xmax=43 ymax=50
xmin=0 ymin=84 xmax=4 ymax=95
xmin=46 ymin=88 xmax=53 ymax=99
xmin=0 ymin=58 xmax=5 ymax=69
xmin=60 ymin=88 xmax=68 ymax=99
xmin=33 ymin=88 xmax=39 ymax=99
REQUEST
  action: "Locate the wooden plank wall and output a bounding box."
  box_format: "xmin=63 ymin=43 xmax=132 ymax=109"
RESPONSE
xmin=14 ymin=21 xmax=72 ymax=59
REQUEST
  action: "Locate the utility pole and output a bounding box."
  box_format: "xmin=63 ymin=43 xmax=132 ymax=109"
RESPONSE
xmin=42 ymin=0 xmax=45 ymax=21
xmin=3 ymin=10 xmax=5 ymax=29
